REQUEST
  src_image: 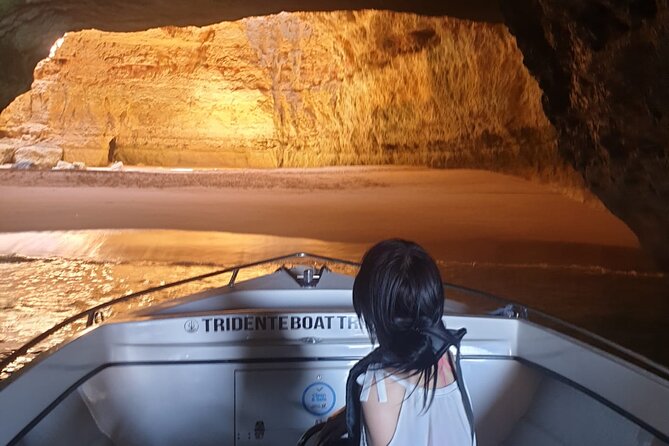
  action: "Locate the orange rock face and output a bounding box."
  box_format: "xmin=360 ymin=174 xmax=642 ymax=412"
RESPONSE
xmin=0 ymin=10 xmax=561 ymax=174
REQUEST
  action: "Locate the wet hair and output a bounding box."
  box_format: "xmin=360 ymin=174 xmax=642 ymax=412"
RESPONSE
xmin=352 ymin=239 xmax=445 ymax=406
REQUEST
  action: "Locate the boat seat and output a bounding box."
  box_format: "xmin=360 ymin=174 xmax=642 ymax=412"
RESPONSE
xmin=500 ymin=375 xmax=659 ymax=446
xmin=16 ymin=387 xmax=112 ymax=446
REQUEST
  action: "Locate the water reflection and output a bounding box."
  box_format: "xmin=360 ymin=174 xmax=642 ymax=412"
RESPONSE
xmin=0 ymin=230 xmax=369 ymax=265
xmin=0 ymin=230 xmax=667 ymax=376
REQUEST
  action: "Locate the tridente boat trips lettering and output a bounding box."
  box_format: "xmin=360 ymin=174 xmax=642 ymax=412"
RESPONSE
xmin=198 ymin=315 xmax=361 ymax=333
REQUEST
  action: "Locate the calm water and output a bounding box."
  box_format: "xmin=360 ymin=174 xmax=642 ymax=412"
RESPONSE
xmin=1 ymin=230 xmax=668 ymax=378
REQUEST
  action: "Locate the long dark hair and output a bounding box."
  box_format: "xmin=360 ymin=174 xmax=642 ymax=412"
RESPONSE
xmin=353 ymin=239 xmax=445 ymax=406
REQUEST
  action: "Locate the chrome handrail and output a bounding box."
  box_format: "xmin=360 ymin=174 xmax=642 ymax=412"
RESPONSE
xmin=524 ymin=309 xmax=669 ymax=380
xmin=444 ymin=283 xmax=669 ymax=380
xmin=0 ymin=252 xmax=358 ymax=375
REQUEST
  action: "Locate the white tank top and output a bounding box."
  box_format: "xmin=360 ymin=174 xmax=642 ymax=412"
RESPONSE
xmin=357 ymin=367 xmax=475 ymax=446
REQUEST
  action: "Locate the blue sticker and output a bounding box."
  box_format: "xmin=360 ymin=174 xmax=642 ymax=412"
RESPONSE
xmin=302 ymin=382 xmax=336 ymax=416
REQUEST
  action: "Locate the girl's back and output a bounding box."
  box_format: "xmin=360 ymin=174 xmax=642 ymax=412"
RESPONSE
xmin=358 ymin=355 xmax=474 ymax=446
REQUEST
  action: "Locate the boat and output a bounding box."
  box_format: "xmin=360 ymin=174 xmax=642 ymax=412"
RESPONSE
xmin=1 ymin=253 xmax=668 ymax=445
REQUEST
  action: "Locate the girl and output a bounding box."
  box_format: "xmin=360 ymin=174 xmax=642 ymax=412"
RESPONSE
xmin=311 ymin=239 xmax=475 ymax=446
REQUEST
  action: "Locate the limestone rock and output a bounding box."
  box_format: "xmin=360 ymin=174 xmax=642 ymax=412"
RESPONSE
xmin=0 ymin=148 xmax=12 ymax=164
xmin=54 ymin=160 xmax=85 ymax=170
xmin=110 ymin=161 xmax=124 ymax=171
xmin=0 ymin=140 xmax=17 ymax=164
xmin=0 ymin=1 xmax=503 ymax=115
xmin=53 ymin=160 xmax=74 ymax=170
xmin=0 ymin=11 xmax=570 ymax=187
xmin=500 ymin=0 xmax=669 ymax=269
xmin=13 ymin=144 xmax=63 ymax=168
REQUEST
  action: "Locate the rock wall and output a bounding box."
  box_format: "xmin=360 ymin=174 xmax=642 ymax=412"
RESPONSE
xmin=0 ymin=11 xmax=570 ymax=182
xmin=0 ymin=1 xmax=503 ymax=114
xmin=500 ymin=0 xmax=669 ymax=269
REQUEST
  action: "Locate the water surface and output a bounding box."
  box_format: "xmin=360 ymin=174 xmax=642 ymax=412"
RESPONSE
xmin=1 ymin=230 xmax=667 ymax=379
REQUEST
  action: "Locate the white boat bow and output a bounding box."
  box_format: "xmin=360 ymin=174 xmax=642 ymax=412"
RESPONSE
xmin=1 ymin=254 xmax=667 ymax=445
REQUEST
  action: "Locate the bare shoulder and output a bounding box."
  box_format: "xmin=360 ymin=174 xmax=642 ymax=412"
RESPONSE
xmin=361 ymin=374 xmax=406 ymax=446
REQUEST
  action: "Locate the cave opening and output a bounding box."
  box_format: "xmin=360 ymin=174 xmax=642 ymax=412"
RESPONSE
xmin=108 ymin=137 xmax=118 ymax=164
xmin=0 ymin=1 xmax=667 ymax=271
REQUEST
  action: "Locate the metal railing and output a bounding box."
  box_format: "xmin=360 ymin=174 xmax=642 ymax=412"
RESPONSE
xmin=0 ymin=252 xmax=357 ymax=377
xmin=443 ymin=282 xmax=669 ymax=381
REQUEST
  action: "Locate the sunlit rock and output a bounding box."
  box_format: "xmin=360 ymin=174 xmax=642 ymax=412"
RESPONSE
xmin=0 ymin=140 xmax=16 ymax=164
xmin=53 ymin=160 xmax=74 ymax=170
xmin=110 ymin=161 xmax=124 ymax=171
xmin=0 ymin=11 xmax=573 ymax=186
xmin=13 ymin=143 xmax=62 ymax=169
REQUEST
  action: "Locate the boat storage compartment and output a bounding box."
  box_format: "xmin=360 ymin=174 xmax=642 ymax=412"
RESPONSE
xmin=234 ymin=367 xmax=348 ymax=444
xmin=16 ymin=361 xmax=352 ymax=446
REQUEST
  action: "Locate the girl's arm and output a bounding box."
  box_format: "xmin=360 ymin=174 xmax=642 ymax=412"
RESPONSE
xmin=360 ymin=376 xmax=404 ymax=446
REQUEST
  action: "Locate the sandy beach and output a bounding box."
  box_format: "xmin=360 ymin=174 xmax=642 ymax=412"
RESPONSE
xmin=0 ymin=167 xmax=649 ymax=269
